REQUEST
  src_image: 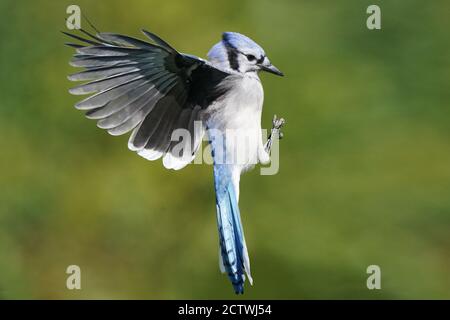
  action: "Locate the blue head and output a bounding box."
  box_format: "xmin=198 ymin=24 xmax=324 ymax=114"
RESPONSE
xmin=208 ymin=32 xmax=283 ymax=76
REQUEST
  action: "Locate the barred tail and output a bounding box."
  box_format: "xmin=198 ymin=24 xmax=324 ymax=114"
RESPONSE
xmin=213 ymin=164 xmax=252 ymax=294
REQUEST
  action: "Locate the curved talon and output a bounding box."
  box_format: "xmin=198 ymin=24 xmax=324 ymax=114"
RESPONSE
xmin=271 ymin=115 xmax=285 ymax=140
xmin=265 ymin=115 xmax=286 ymax=153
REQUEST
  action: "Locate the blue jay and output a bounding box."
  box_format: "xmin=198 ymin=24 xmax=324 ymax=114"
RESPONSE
xmin=65 ymin=28 xmax=284 ymax=294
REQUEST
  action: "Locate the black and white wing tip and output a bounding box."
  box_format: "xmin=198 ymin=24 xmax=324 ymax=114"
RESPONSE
xmin=65 ymin=28 xmax=230 ymax=170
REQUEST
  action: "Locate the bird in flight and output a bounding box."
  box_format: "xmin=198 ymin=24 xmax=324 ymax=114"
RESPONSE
xmin=64 ymin=27 xmax=284 ymax=294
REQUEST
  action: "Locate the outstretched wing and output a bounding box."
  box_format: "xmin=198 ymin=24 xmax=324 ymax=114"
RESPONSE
xmin=65 ymin=29 xmax=231 ymax=169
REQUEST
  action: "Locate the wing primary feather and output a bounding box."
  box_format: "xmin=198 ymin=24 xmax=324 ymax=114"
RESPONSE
xmin=141 ymin=29 xmax=177 ymax=53
xmin=163 ymin=108 xmax=196 ymax=170
xmin=85 ymin=79 xmax=156 ymax=119
xmin=98 ymin=33 xmax=167 ymax=52
xmin=165 ymin=108 xmax=192 ymax=156
xmin=69 ymin=71 xmax=142 ymax=95
xmin=65 ymin=42 xmax=85 ymax=49
xmin=188 ymin=106 xmax=204 ymax=156
xmin=141 ymin=82 xmax=187 ymax=154
xmin=128 ymin=94 xmax=175 ymax=151
xmin=62 ymin=31 xmax=100 ymax=46
xmin=79 ymin=28 xmax=116 ymax=46
xmin=68 ymin=64 xmax=140 ymax=81
xmin=66 ymin=28 xmax=229 ymax=169
xmin=76 ymin=46 xmax=147 ymax=57
xmin=97 ymin=74 xmax=176 ymax=130
xmin=74 ymin=76 xmax=147 ymax=110
xmin=69 ymin=55 xmax=137 ymax=68
xmin=84 ymin=71 xmax=169 ymax=119
xmin=107 ymin=77 xmax=178 ymax=136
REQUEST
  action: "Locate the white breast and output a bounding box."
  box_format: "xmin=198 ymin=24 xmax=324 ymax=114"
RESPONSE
xmin=203 ymin=74 xmax=265 ymax=171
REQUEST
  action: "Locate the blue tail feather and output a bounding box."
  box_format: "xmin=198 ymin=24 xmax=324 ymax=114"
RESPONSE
xmin=209 ymin=127 xmax=252 ymax=294
xmin=213 ymin=164 xmax=249 ymax=294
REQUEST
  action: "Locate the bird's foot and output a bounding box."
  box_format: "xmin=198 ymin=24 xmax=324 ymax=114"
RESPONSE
xmin=271 ymin=114 xmax=285 ymax=139
xmin=265 ymin=115 xmax=285 ymax=154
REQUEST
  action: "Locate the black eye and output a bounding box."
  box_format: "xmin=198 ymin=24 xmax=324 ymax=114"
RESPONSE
xmin=246 ymin=54 xmax=256 ymax=62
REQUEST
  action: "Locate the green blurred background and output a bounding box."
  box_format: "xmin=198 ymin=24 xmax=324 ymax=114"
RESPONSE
xmin=0 ymin=0 xmax=449 ymax=299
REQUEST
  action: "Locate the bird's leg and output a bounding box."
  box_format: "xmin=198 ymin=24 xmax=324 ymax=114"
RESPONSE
xmin=265 ymin=114 xmax=285 ymax=154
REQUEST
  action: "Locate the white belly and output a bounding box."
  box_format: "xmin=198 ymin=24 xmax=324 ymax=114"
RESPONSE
xmin=203 ymin=74 xmax=265 ymax=171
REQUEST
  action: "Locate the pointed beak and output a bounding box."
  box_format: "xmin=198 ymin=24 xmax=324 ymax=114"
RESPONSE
xmin=260 ymin=63 xmax=284 ymax=77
